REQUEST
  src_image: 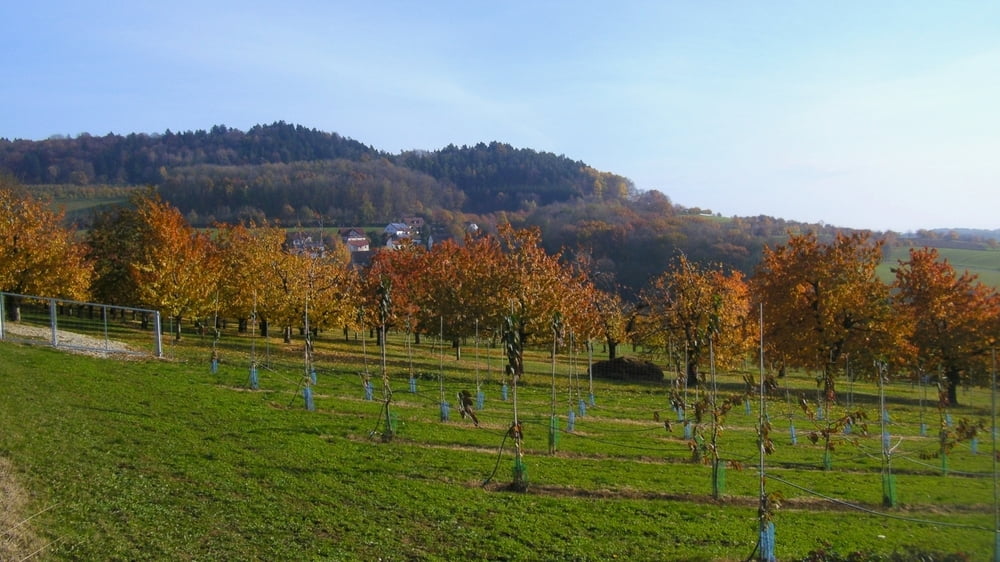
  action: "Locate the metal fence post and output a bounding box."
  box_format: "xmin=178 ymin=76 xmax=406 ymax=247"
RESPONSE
xmin=154 ymin=311 xmax=163 ymax=358
xmin=49 ymin=298 xmax=58 ymax=347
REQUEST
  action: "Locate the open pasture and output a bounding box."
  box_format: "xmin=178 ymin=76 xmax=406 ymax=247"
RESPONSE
xmin=0 ymin=325 xmax=995 ymax=560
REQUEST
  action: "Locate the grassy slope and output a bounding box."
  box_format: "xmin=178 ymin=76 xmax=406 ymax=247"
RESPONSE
xmin=0 ymin=332 xmax=995 ymax=561
xmin=880 ymin=245 xmax=1000 ymax=288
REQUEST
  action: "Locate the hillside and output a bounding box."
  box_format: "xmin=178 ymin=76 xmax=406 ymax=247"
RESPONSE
xmin=4 ymin=122 xmax=1000 ymax=292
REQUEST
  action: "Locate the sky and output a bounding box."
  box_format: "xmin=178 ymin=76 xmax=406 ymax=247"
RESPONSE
xmin=3 ymin=2 xmax=999 ymax=233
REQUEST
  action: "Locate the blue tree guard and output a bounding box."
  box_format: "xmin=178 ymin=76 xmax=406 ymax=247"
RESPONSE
xmin=920 ymin=422 xmax=927 ymax=436
xmin=789 ymin=423 xmax=797 ymax=445
xmin=567 ymin=410 xmax=576 ymax=432
xmin=683 ymin=422 xmax=693 ymax=440
xmin=210 ymin=358 xmax=219 ymax=374
xmin=759 ymin=521 xmax=776 ymax=562
xmin=409 ymin=377 xmax=417 ymax=393
xmin=882 ymin=409 xmax=891 ymax=423
xmin=578 ymin=399 xmax=586 ymax=417
xmin=971 ymin=437 xmax=979 ymax=455
xmin=844 ymin=422 xmax=852 ymax=435
xmin=440 ymin=401 xmax=450 ymax=421
xmin=303 ymin=386 xmax=315 ymax=411
xmin=676 ymin=406 xmax=685 ymax=422
xmin=589 ymin=392 xmax=595 ymax=407
xmin=249 ymin=364 xmax=259 ymax=390
xmin=364 ymin=380 xmax=374 ymax=400
xmin=476 ymin=390 xmax=485 ymax=410
xmin=501 ymin=383 xmax=509 ymax=401
xmin=310 ymin=367 xmax=317 ymax=385
xmin=882 ymin=430 xmax=890 ymax=450
xmin=744 ymin=400 xmax=751 ymax=416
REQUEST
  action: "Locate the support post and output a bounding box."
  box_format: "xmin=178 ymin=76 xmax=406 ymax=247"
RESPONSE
xmin=49 ymin=298 xmax=58 ymax=347
xmin=153 ymin=311 xmax=163 ymax=358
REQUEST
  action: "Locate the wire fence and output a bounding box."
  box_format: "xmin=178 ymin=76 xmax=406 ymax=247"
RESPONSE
xmin=0 ymin=292 xmax=163 ymax=358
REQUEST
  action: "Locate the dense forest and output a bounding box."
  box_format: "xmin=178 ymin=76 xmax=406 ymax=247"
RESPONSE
xmin=3 ymin=121 xmax=996 ymax=296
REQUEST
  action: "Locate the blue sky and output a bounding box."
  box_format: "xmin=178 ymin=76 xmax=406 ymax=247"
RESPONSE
xmin=3 ymin=2 xmax=999 ymax=232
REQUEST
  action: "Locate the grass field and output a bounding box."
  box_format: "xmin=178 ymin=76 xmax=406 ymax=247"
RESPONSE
xmin=880 ymin=244 xmax=1000 ymax=288
xmin=1 ymin=326 xmax=997 ymax=560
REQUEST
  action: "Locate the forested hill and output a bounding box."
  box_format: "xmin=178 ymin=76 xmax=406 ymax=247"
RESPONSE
xmin=395 ymin=143 xmax=633 ymax=214
xmin=0 ymin=122 xmax=632 ymax=221
xmin=0 ymin=123 xmax=380 ymax=185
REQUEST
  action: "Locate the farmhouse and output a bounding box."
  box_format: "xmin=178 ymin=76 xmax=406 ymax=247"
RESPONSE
xmin=338 ymin=228 xmax=370 ymax=252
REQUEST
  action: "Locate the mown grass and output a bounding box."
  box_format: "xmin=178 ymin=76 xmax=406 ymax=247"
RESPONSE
xmin=881 ymin=244 xmax=1000 ymax=288
xmin=0 ymin=328 xmax=996 ymax=560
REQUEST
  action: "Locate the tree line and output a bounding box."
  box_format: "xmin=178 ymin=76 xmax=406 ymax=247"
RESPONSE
xmin=1 ymin=121 xmax=875 ymax=295
xmin=0 ymin=122 xmax=632 ymax=216
xmin=3 ymin=178 xmax=998 ymax=408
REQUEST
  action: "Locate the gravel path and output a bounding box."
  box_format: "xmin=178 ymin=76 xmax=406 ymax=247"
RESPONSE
xmin=2 ymin=322 xmax=137 ymax=356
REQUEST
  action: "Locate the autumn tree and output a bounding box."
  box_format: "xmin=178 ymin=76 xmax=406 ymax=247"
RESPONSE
xmin=893 ymin=247 xmax=1000 ymax=405
xmin=638 ymin=254 xmax=753 ymax=387
xmin=753 ymin=231 xmax=896 ymax=400
xmin=0 ymin=177 xmax=92 ymax=320
xmin=130 ymin=196 xmax=221 ymax=340
xmin=410 ymin=231 xmax=510 ymax=358
xmin=497 ymin=223 xmax=578 ymax=353
xmin=87 ymin=188 xmax=158 ymax=308
xmin=301 ymin=254 xmax=360 ymax=338
xmin=364 ymin=239 xmax=429 ymax=342
xmin=214 ymin=222 xmax=289 ymax=334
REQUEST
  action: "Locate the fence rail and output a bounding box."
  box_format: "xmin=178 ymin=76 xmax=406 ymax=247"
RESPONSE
xmin=0 ymin=292 xmax=162 ymax=358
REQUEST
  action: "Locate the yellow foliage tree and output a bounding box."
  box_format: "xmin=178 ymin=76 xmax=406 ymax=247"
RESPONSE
xmin=0 ymin=178 xmax=91 ymax=320
xmin=215 ymin=222 xmax=288 ymax=335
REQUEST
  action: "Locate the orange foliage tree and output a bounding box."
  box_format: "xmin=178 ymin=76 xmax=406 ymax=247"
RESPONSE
xmin=497 ymin=223 xmax=580 ymax=353
xmin=130 ymin=196 xmax=221 ymax=340
xmin=0 ymin=178 xmax=92 ymax=320
xmin=753 ymin=231 xmax=897 ymax=400
xmin=638 ymin=254 xmax=753 ymax=386
xmin=364 ymin=239 xmax=429 ymax=342
xmin=892 ymin=247 xmax=1000 ymax=405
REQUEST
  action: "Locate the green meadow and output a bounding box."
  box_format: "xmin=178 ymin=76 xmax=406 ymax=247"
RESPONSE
xmin=881 ymin=244 xmax=1000 ymax=288
xmin=1 ymin=326 xmax=996 ymax=561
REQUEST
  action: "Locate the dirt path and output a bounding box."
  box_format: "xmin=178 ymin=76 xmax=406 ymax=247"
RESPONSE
xmin=0 ymin=457 xmax=43 ymax=560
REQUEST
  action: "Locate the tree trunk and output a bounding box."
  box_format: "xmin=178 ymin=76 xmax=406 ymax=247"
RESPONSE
xmin=606 ymin=338 xmax=618 ymax=360
xmin=283 ymin=326 xmax=292 ymax=344
xmin=5 ymin=295 xmax=21 ymax=322
xmin=686 ymin=361 xmax=698 ymax=387
xmin=946 ymin=367 xmax=961 ymax=406
xmin=174 ymin=316 xmax=183 ymax=341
